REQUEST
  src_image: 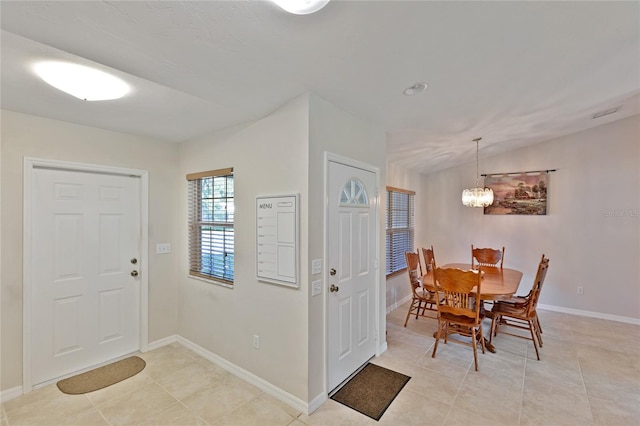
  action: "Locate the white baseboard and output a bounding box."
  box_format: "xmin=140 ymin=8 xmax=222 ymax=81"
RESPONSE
xmin=386 ymin=294 xmax=412 ymax=314
xmin=146 ymin=334 xmax=178 ymax=351
xmin=378 ymin=340 xmax=388 ymax=355
xmin=307 ymin=391 xmax=328 ymax=414
xmin=1 ymin=386 xmax=23 ymax=403
xmin=176 ymin=336 xmax=311 ymax=415
xmin=538 ymin=304 xmax=640 ymax=325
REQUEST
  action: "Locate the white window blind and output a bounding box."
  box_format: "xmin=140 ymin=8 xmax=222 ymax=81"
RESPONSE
xmin=385 ymin=187 xmax=415 ymax=275
xmin=187 ymin=168 xmax=234 ymax=284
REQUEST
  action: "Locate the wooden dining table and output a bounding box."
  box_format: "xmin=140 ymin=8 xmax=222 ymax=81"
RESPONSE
xmin=419 ymin=263 xmax=524 ymax=354
xmin=420 ymin=263 xmax=523 ymax=301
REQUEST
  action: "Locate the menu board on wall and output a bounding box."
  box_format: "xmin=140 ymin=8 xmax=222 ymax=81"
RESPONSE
xmin=256 ymin=194 xmax=299 ymax=287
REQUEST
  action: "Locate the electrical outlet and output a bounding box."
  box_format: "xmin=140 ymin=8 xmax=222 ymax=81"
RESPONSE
xmin=156 ymin=243 xmax=171 ymax=254
xmin=253 ymin=334 xmax=260 ymax=349
xmin=312 ymin=280 xmax=322 ymax=296
xmin=577 ymin=286 xmax=584 ymax=295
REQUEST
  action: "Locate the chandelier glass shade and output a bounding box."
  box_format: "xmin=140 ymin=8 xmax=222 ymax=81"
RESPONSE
xmin=462 ymin=137 xmax=494 ymax=207
xmin=462 ymin=187 xmax=494 ymax=207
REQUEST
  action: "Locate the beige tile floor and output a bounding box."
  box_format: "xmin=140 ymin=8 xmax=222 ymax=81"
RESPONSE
xmin=2 ymin=304 xmax=639 ymax=425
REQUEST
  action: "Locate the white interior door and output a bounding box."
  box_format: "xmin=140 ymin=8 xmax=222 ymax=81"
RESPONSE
xmin=327 ymin=160 xmax=378 ymax=391
xmin=30 ymin=167 xmax=141 ymax=386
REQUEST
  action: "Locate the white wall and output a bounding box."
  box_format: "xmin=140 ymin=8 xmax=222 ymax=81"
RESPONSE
xmin=177 ymin=95 xmax=311 ymax=401
xmin=416 ymin=116 xmax=640 ymax=321
xmin=0 ymin=110 xmax=180 ymax=391
xmin=307 ymin=94 xmax=386 ymax=402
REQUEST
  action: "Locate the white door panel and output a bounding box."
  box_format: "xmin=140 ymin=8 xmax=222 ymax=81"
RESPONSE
xmin=31 ymin=168 xmax=140 ymax=386
xmin=328 ymin=161 xmax=377 ymax=391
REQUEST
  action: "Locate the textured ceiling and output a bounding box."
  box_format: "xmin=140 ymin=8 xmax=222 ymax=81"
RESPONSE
xmin=1 ymin=1 xmax=638 ymax=174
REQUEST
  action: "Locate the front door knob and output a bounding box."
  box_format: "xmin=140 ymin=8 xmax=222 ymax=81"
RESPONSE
xmin=330 ymin=284 xmax=339 ymax=292
xmin=330 ymin=268 xmax=336 ymax=276
xmin=131 ymin=270 xmax=139 ymax=277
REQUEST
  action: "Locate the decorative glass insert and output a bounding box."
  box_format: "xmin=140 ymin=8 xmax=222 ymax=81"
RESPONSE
xmin=340 ymin=178 xmax=369 ymax=206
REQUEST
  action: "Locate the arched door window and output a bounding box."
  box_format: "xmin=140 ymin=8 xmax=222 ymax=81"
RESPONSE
xmin=339 ymin=178 xmax=369 ymax=207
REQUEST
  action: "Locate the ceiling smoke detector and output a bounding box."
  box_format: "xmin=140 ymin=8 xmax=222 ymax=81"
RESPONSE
xmin=592 ymin=105 xmax=622 ymax=119
xmin=403 ymin=82 xmax=427 ymax=96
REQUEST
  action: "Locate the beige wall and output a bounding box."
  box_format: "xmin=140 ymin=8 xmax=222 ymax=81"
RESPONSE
xmin=416 ymin=115 xmax=640 ymax=320
xmin=177 ymin=93 xmax=387 ymax=406
xmin=0 ymin=110 xmax=180 ymax=391
xmin=1 ymin=93 xmax=387 ymax=405
xmin=307 ymin=94 xmax=386 ymax=402
xmin=177 ymin=95 xmax=311 ymax=401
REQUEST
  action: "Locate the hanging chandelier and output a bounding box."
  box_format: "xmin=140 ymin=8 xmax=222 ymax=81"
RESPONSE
xmin=462 ymin=137 xmax=494 ymax=207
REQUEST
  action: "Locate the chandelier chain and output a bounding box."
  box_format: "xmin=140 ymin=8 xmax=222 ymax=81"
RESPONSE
xmin=473 ymin=137 xmax=481 ymax=186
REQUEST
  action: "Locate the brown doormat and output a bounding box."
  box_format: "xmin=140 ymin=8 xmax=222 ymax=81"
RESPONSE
xmin=330 ymin=363 xmax=410 ymax=421
xmin=56 ymin=356 xmax=146 ymax=395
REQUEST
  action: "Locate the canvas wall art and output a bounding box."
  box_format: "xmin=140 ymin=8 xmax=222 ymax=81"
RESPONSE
xmin=483 ymin=171 xmax=550 ymax=215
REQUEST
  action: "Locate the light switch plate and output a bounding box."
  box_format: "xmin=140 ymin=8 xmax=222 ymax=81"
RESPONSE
xmin=312 ymin=258 xmax=322 ymax=275
xmin=156 ymin=243 xmax=171 ymax=254
xmin=312 ymin=280 xmax=322 ymax=296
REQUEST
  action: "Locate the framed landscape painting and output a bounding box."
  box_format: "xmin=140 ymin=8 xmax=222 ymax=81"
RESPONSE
xmin=483 ymin=171 xmax=549 ymax=215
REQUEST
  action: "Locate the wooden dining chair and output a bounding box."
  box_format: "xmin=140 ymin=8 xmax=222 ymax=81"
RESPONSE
xmin=471 ymin=245 xmax=505 ymax=269
xmin=471 ymin=245 xmax=504 ymax=313
xmin=403 ymin=251 xmax=437 ymax=327
xmin=432 ymin=267 xmax=485 ymax=371
xmin=421 ymin=246 xmax=436 ymax=276
xmin=489 ymin=254 xmax=550 ymax=360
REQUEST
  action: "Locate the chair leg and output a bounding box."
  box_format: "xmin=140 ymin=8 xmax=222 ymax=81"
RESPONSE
xmin=403 ymin=300 xmax=414 ymax=327
xmin=536 ymin=314 xmax=543 ymax=334
xmin=415 ymin=300 xmax=422 ymax=319
xmin=432 ymin=320 xmax=443 ymax=358
xmin=528 ymin=319 xmax=541 ymax=360
xmin=489 ymin=313 xmax=498 ymax=343
xmin=534 ymin=315 xmax=543 ymax=346
xmin=479 ymin=326 xmax=485 ymax=354
xmin=471 ymin=327 xmax=479 ymax=371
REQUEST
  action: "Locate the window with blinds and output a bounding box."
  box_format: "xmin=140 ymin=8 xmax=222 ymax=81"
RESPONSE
xmin=385 ymin=186 xmax=415 ymax=276
xmin=187 ymin=168 xmax=234 ymax=284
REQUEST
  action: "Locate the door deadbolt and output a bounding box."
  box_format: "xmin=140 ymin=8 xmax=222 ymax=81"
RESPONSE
xmin=131 ymin=270 xmax=139 ymax=277
xmin=329 ymin=284 xmax=339 ymax=292
xmin=131 ymin=258 xmax=138 ymax=264
xmin=330 ymin=268 xmax=336 ymax=276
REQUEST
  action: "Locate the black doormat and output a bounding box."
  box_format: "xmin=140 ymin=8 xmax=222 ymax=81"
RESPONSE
xmin=330 ymin=363 xmax=411 ymax=421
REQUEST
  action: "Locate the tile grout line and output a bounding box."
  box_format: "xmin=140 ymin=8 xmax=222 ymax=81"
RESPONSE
xmin=517 ymin=345 xmax=528 ymax=426
xmin=439 ymin=356 xmax=472 ymax=426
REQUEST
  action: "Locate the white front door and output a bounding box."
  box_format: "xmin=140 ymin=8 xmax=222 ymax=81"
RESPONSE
xmin=30 ymin=167 xmax=141 ymax=386
xmin=327 ymin=160 xmax=378 ymax=391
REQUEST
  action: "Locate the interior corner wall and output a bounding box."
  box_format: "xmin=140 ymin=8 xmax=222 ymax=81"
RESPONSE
xmin=0 ymin=110 xmax=180 ymax=391
xmin=417 ymin=115 xmax=640 ymax=320
xmin=307 ymin=94 xmax=387 ymax=401
xmin=176 ymin=95 xmax=311 ymax=401
xmin=385 ymin=162 xmax=425 ymax=312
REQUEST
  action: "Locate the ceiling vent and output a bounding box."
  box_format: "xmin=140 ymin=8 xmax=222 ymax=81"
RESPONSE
xmin=592 ymin=105 xmax=622 ymax=119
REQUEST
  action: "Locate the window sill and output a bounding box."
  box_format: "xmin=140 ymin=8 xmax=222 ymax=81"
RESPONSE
xmin=188 ymin=274 xmax=234 ymax=289
xmin=386 ymin=268 xmax=407 ymax=279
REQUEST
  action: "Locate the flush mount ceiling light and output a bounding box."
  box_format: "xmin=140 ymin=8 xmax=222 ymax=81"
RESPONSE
xmin=462 ymin=137 xmax=494 ymax=208
xmin=34 ymin=61 xmax=130 ymax=101
xmin=403 ymin=82 xmax=427 ymax=96
xmin=271 ymin=0 xmax=330 ymax=15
